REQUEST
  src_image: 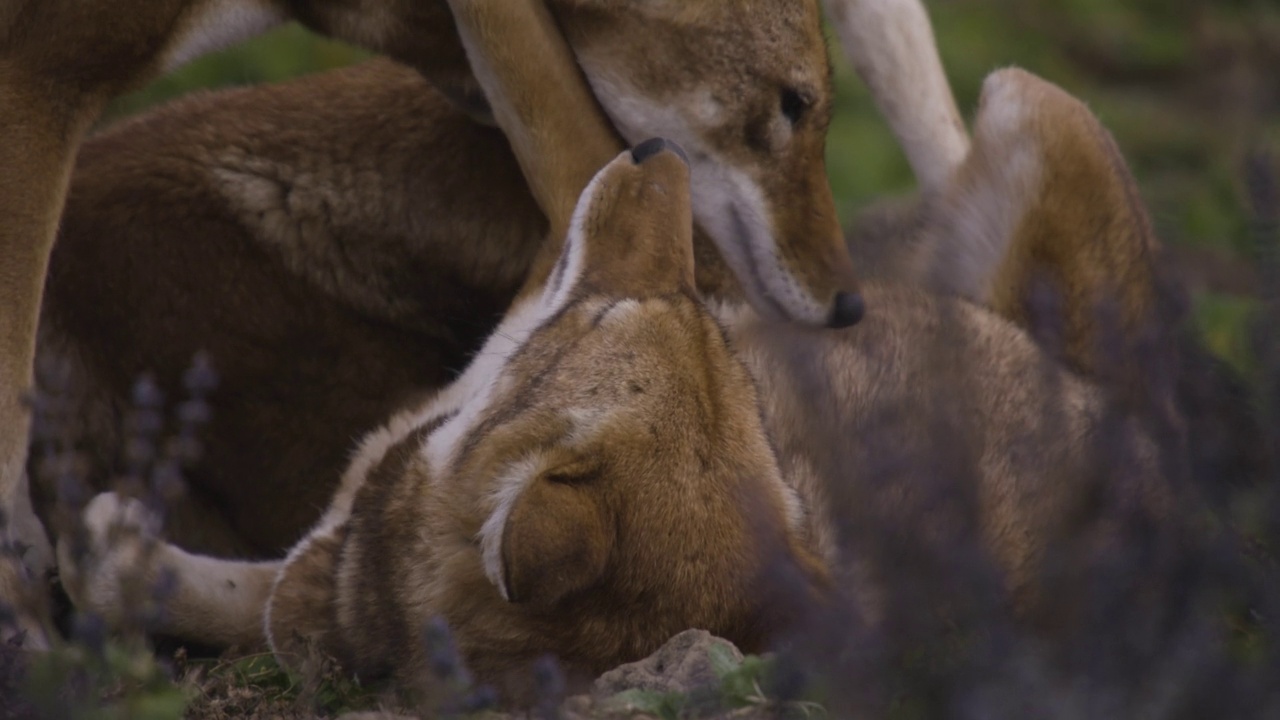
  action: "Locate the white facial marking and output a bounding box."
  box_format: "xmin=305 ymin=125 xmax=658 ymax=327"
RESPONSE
xmin=544 ymin=164 xmax=609 ymax=312
xmin=163 ymin=0 xmax=286 ymax=74
xmin=282 ymin=155 xmax=623 ymax=611
xmin=424 ymin=164 xmax=603 ymax=478
xmin=464 ymin=191 xmax=633 ymax=600
xmin=584 ymin=72 xmax=827 ymax=324
xmin=422 ymin=298 xmax=542 ymax=478
xmin=694 ymin=162 xmax=826 ymax=323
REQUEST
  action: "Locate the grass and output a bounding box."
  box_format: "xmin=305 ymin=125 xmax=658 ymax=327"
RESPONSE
xmin=5 ymin=1 xmax=1275 ymax=718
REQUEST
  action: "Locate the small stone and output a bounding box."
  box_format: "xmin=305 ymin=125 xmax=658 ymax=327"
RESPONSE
xmin=593 ymin=629 xmax=743 ymax=697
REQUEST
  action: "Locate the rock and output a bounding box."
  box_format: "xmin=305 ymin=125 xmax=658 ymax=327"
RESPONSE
xmin=592 ymin=629 xmax=743 ymax=697
xmin=340 ymin=632 xmax=749 ymax=720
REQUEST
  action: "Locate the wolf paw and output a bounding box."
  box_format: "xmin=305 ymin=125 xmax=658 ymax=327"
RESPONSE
xmin=56 ymin=492 xmax=166 ymax=627
xmin=971 ymin=68 xmax=1096 ymax=167
xmin=0 ymin=476 xmax=58 ymax=649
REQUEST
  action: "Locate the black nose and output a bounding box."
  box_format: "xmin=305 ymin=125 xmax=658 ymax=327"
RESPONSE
xmin=631 ymin=137 xmax=689 ymax=166
xmin=827 ymin=291 xmax=865 ymax=328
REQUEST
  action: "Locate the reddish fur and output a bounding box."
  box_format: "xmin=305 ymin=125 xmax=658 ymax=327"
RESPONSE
xmin=261 ymin=150 xmax=829 ymax=703
xmin=36 ymin=0 xmax=863 ymax=560
xmin=2 ymin=0 xmax=277 ymax=648
xmin=58 ymin=67 xmax=1182 ymax=708
xmin=984 ymin=71 xmax=1164 ymax=387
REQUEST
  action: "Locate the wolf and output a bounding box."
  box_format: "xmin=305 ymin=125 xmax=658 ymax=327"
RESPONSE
xmin=59 ymin=68 xmax=1180 ymax=705
xmin=8 ymin=0 xmax=919 ymax=643
xmin=30 ymin=0 xmax=963 ymax=568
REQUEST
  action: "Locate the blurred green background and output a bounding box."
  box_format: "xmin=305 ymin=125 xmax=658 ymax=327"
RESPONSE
xmin=103 ymin=0 xmax=1279 ymax=371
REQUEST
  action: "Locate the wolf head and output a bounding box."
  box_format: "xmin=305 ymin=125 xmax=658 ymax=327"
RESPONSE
xmin=425 ymin=140 xmax=827 ymax=693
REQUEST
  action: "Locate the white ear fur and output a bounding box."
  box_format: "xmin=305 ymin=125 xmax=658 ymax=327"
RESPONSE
xmin=480 ymin=457 xmax=543 ymax=600
xmin=495 ymin=474 xmax=612 ymax=607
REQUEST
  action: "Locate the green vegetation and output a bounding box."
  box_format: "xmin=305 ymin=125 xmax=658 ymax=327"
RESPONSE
xmin=103 ymin=1 xmax=1279 ymax=370
xmin=18 ymin=636 xmax=188 ymax=720
xmin=602 ymin=646 xmax=825 ymax=720
xmin=11 ymin=2 xmax=1267 ymax=717
xmin=103 ymin=25 xmax=367 ymax=124
xmin=107 ymin=1 xmax=1280 ymax=251
xmin=829 ymin=0 xmax=1280 ymax=248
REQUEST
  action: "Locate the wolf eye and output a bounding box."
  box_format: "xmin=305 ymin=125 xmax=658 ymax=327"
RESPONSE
xmin=780 ymin=88 xmax=809 ymax=126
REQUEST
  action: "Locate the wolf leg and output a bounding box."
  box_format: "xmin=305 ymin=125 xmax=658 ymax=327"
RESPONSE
xmin=919 ymin=68 xmax=1164 ymax=385
xmin=57 ymin=493 xmax=278 ymax=649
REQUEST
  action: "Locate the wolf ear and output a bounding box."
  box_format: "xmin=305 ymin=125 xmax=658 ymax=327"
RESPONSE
xmin=499 ymin=471 xmax=613 ymax=607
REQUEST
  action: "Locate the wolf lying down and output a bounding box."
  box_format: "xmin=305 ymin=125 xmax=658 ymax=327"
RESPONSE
xmin=59 ymin=70 xmax=1174 ymax=702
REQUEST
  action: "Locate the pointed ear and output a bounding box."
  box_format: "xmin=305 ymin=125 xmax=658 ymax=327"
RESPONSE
xmin=499 ymin=472 xmax=612 ymax=607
